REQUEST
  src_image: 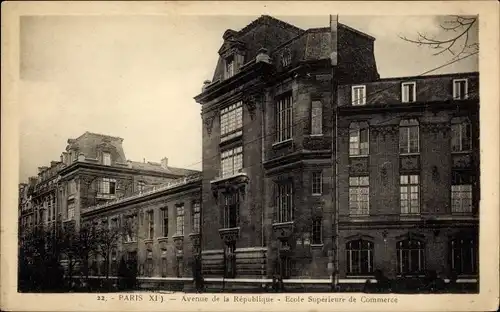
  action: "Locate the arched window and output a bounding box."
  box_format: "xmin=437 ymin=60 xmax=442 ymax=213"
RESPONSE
xmin=346 ymin=239 xmax=374 ymax=275
xmin=451 ymin=117 xmax=471 ymax=152
xmin=399 ymin=119 xmax=419 ymax=154
xmin=349 ymin=122 xmax=369 ymax=156
xmin=397 ymin=239 xmax=425 ymax=275
xmin=450 ymin=236 xmax=477 ymax=275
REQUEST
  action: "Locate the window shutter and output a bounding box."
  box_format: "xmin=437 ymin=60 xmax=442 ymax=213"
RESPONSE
xmin=272 ymin=183 xmax=278 ymax=223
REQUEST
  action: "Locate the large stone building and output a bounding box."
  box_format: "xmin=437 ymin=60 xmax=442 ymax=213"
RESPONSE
xmin=194 ymin=15 xmax=479 ymax=285
xmin=19 ymin=131 xmax=198 ymax=235
xmin=20 ymin=16 xmax=479 ymax=291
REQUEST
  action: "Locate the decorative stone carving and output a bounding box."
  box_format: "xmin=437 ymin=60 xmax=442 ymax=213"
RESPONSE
xmin=203 ymin=113 xmax=217 ymax=136
xmin=243 ymin=94 xmax=260 ymax=120
xmin=349 ymin=157 xmax=369 ymax=174
xmin=272 ymin=222 xmax=294 ymax=240
xmin=421 ymin=123 xmax=449 ymax=138
xmin=189 ymin=232 xmax=201 ymax=248
xmin=400 ymin=155 xmax=420 ymax=171
xmin=219 ymin=227 xmax=240 ymax=244
xmin=371 ymin=125 xmax=399 ymax=139
xmin=452 ymin=153 xmax=472 ymax=169
xmin=173 ymin=235 xmax=184 ymax=250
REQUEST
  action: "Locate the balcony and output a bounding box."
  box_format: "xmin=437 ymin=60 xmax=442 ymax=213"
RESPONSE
xmin=218 ymin=227 xmax=240 ymax=244
xmin=272 ymin=221 xmax=294 ymax=240
xmin=210 ymin=169 xmax=249 ymax=197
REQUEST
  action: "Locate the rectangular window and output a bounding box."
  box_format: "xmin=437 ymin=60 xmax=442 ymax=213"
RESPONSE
xmin=311 ymin=171 xmax=322 ymax=195
xmin=161 ymin=208 xmax=168 ymax=237
xmin=311 ymin=100 xmax=323 ymax=135
xmin=67 ymin=201 xmax=75 ymax=220
xmin=451 ymin=119 xmax=471 ymax=152
xmin=351 ymin=85 xmax=366 ymax=106
xmin=137 ymin=181 xmax=146 ymax=193
xmin=312 ymin=219 xmax=322 ymax=244
xmin=102 ymin=152 xmax=111 ymax=166
xmin=192 ymin=202 xmax=201 ymax=233
xmin=125 ymin=215 xmax=138 ymax=242
xmin=99 ymin=178 xmax=116 ymax=195
xmin=451 ymin=237 xmax=477 ymax=275
xmin=69 ymin=180 xmax=77 ymax=195
xmin=221 ymin=146 xmax=243 ymax=178
xmin=223 ymin=193 xmax=239 ymax=228
xmin=397 ymin=240 xmax=425 ymax=275
xmin=276 ymin=182 xmax=293 ymax=223
xmin=276 ymin=93 xmax=293 ymax=142
xmin=349 ymin=123 xmax=369 ymax=156
xmin=453 ymin=79 xmax=468 ymax=100
xmin=349 ymin=176 xmax=370 ymax=216
xmin=225 ymin=56 xmax=234 ymax=79
xmin=400 ymin=175 xmax=420 ymax=214
xmin=176 ymin=205 xmax=185 ymax=236
xmin=147 ymin=211 xmax=154 ymax=239
xmin=399 ymin=120 xmax=419 ymax=154
xmin=346 ymin=240 xmax=374 ymax=275
xmin=220 ymin=102 xmax=243 ymax=142
xmin=451 ymin=185 xmax=472 ymax=213
xmin=402 ymin=82 xmax=416 ymax=103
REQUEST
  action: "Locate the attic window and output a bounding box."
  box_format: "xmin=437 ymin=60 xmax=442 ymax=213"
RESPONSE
xmin=281 ymin=49 xmax=292 ymax=67
xmin=225 ymin=56 xmax=235 ymax=79
xmin=102 ymin=152 xmax=111 ymax=166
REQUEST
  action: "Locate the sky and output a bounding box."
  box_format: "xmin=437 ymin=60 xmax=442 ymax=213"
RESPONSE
xmin=19 ymin=15 xmax=478 ymax=182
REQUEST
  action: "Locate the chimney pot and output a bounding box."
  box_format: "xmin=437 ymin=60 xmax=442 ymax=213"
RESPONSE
xmin=161 ymin=157 xmax=168 ymax=169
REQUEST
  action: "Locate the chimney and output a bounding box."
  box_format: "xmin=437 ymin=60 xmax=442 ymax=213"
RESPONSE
xmin=256 ymin=47 xmax=271 ymax=64
xmin=51 ymin=161 xmax=58 ymax=167
xmin=161 ymin=157 xmax=168 ymax=169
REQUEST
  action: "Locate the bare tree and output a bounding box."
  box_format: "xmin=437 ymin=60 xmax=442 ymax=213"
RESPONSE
xmin=95 ymin=225 xmax=122 ymax=282
xmin=400 ymin=15 xmax=478 ymax=59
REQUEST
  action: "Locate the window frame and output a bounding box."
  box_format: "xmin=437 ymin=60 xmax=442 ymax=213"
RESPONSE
xmin=220 ymin=145 xmax=243 ymax=178
xmin=351 ymin=85 xmax=366 ymax=106
xmin=276 ymin=93 xmax=293 ymax=143
xmin=399 ymin=119 xmax=420 ymax=154
xmin=349 ymin=176 xmax=370 ymax=216
xmin=400 ymin=174 xmax=420 ymax=215
xmin=450 ymin=236 xmax=477 ymax=275
xmin=276 ymin=181 xmax=293 ymax=223
xmin=223 ymin=192 xmax=239 ymax=229
xmin=220 ymin=101 xmax=243 ymax=142
xmin=346 ymin=239 xmax=374 ymax=275
xmin=161 ymin=208 xmax=168 ymax=237
xmin=311 ymin=218 xmax=323 ymax=245
xmin=147 ymin=210 xmax=154 ymax=240
xmin=451 ymin=117 xmax=472 ymax=152
xmin=225 ymin=56 xmax=235 ymax=79
xmin=192 ymin=201 xmax=201 ymax=233
xmin=401 ymin=81 xmax=417 ymax=103
xmin=396 ymin=239 xmax=425 ymax=276
xmin=175 ymin=204 xmax=185 ymax=236
xmin=311 ymin=171 xmax=323 ymax=196
xmin=310 ymin=100 xmax=323 ymax=135
xmin=349 ymin=122 xmax=370 ymax=156
xmin=102 ymin=152 xmax=112 ymax=166
xmin=453 ymin=78 xmax=469 ymax=100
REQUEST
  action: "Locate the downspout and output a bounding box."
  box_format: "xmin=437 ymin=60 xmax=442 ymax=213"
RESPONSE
xmin=261 ymin=93 xmax=265 ymax=249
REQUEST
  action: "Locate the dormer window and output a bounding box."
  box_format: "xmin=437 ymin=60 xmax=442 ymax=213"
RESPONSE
xmin=402 ymin=82 xmax=416 ymax=103
xmin=281 ymin=49 xmax=292 ymax=67
xmin=225 ymin=56 xmax=235 ymax=79
xmin=102 ymin=152 xmax=111 ymax=166
xmin=453 ymin=79 xmax=468 ymax=100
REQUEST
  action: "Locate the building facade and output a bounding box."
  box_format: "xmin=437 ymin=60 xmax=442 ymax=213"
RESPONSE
xmin=194 ymin=15 xmax=479 ymax=283
xmin=336 ymin=73 xmax=479 ymax=279
xmin=20 ymin=132 xmax=198 ymax=235
xmin=19 ymin=16 xmax=479 ymax=289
